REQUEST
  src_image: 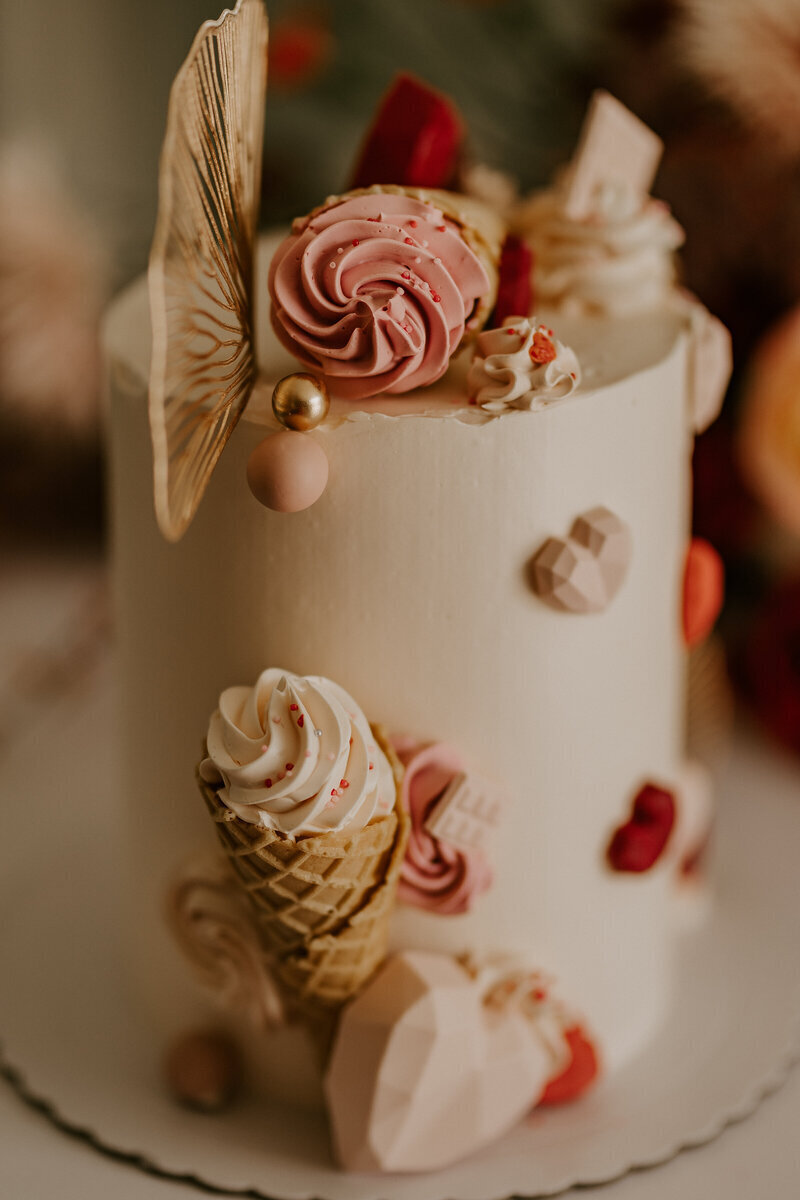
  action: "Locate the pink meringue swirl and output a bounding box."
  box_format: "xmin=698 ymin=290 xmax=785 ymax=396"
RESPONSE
xmin=268 ymin=192 xmax=490 ymax=401
xmin=395 ymin=741 xmax=493 ymax=916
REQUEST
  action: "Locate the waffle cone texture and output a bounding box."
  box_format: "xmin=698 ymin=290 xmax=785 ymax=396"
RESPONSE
xmin=197 ymin=726 xmax=409 ymax=1018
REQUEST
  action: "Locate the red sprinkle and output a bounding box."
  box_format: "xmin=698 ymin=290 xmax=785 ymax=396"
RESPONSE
xmin=431 ymin=292 xmax=441 ymax=303
xmin=436 ymin=224 xmax=446 ymax=232
xmin=265 ymin=779 xmax=273 ymax=788
xmin=289 ymin=703 xmax=298 ymax=711
xmin=408 ymin=220 xmax=417 ymax=228
xmin=285 ymin=762 xmax=294 ymax=771
xmin=297 ymin=714 xmax=304 ymax=728
xmin=404 ymin=237 xmax=414 ymax=245
xmin=529 ymin=331 xmax=557 ymax=364
xmin=340 ymin=779 xmax=350 ymax=789
xmin=352 ymin=239 xmax=360 ymax=246
xmin=369 ymin=762 xmax=374 ymax=770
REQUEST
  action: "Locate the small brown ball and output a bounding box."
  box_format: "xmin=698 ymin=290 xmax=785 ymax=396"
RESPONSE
xmin=246 ymin=430 xmax=329 ymax=513
xmin=164 ymin=1030 xmax=241 ymax=1112
xmin=272 ymin=372 xmax=330 ymax=431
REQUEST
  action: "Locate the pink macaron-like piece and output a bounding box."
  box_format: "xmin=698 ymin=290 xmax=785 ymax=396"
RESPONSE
xmin=246 ymin=431 xmax=329 ymax=513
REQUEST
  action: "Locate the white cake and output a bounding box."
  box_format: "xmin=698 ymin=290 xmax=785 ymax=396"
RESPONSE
xmin=105 ymin=10 xmax=732 ymax=1166
xmin=106 ymin=227 xmax=712 ymax=1103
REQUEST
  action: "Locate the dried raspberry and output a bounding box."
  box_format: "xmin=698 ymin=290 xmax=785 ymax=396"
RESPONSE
xmin=529 ymin=331 xmax=557 ymax=365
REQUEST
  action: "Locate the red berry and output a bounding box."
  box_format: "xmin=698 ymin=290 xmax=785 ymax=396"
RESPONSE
xmin=539 ymin=1026 xmax=599 ymax=1106
xmin=349 ymin=73 xmax=463 ymax=190
xmin=491 ymin=235 xmax=533 ymax=329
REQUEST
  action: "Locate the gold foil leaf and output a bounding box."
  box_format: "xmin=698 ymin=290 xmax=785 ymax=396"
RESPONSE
xmin=149 ymin=0 xmax=268 ymax=541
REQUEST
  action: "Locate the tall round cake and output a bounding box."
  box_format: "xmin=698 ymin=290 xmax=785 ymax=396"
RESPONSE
xmin=106 ymin=7 xmax=730 ymax=1174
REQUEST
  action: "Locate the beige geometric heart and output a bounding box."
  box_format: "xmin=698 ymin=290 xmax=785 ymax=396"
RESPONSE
xmin=323 ymin=951 xmax=566 ymax=1174
xmin=529 ymin=505 xmax=632 ymax=614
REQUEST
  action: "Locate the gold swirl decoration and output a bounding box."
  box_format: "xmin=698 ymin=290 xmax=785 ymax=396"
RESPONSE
xmin=148 ymin=0 xmax=268 ymax=541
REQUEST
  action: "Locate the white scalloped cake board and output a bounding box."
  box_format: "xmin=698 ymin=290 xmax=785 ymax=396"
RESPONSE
xmin=1 ymin=661 xmax=799 ymax=1200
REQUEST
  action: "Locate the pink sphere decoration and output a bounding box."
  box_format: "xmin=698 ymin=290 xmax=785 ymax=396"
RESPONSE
xmin=246 ymin=431 xmax=328 ymax=513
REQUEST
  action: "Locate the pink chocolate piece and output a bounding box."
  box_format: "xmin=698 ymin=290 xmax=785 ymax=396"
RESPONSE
xmin=246 ymin=431 xmax=328 ymax=513
xmin=530 ymin=505 xmax=632 ymax=614
xmin=491 ymin=235 xmax=533 ymax=328
xmin=324 ymin=951 xmax=552 ymax=1173
xmin=607 ymin=782 xmax=676 ymax=873
xmin=349 ymin=73 xmax=463 ymax=190
xmin=565 ymin=91 xmax=663 ymax=220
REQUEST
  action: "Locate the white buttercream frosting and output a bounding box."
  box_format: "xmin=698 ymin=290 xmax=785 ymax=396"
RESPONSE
xmin=201 ymin=668 xmax=395 ymax=838
xmin=466 ymin=317 xmax=581 ymax=412
xmin=515 ymin=179 xmax=684 ymax=316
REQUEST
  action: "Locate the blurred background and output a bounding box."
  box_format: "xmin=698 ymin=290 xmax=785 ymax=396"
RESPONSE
xmin=1 ymin=0 xmax=800 ymax=758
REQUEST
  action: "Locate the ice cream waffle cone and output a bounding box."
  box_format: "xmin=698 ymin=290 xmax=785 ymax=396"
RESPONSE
xmin=274 ymin=798 xmax=409 ymax=1022
xmin=197 ymin=726 xmax=407 ymax=957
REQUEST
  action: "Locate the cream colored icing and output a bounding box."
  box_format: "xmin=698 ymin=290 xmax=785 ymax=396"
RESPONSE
xmin=467 ymin=317 xmax=581 ymax=412
xmin=202 ymin=668 xmax=395 ymax=837
xmin=515 ymin=180 xmax=684 ymax=316
xmin=268 ymin=192 xmax=489 ymax=401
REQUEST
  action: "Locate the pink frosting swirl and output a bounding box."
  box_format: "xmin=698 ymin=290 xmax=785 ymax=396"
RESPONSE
xmin=395 ymin=741 xmax=493 ymax=916
xmin=268 ymin=192 xmax=490 ymax=401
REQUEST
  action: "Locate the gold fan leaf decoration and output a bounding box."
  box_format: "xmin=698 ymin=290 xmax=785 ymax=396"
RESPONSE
xmin=149 ymin=0 xmax=268 ymax=541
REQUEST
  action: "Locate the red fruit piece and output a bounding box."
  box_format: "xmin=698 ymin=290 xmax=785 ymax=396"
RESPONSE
xmin=529 ymin=330 xmax=556 ymax=365
xmin=491 ymin=235 xmax=533 ymax=328
xmin=539 ymin=1025 xmax=599 ymax=1106
xmin=632 ymin=782 xmax=675 ymax=827
xmin=349 ymin=73 xmax=463 ymax=190
xmin=682 ymin=537 xmax=725 ymax=647
xmin=607 ymin=783 xmax=676 ymax=873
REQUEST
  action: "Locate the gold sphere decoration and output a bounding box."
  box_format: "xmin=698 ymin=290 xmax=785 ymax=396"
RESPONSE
xmin=272 ymin=372 xmax=330 ymax=432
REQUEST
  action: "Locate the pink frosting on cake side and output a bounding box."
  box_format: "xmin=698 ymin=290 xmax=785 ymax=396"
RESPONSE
xmin=268 ymin=192 xmax=489 ymax=401
xmin=395 ymin=741 xmax=493 ymax=915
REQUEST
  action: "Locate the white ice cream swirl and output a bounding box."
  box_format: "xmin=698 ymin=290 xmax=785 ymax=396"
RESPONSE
xmin=201 ymin=669 xmax=395 ymax=838
xmin=515 ymin=180 xmax=684 ymax=316
xmin=467 ymin=317 xmax=581 ymax=412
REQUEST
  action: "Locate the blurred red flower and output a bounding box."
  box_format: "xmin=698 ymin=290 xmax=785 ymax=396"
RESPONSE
xmin=269 ymin=12 xmax=332 ymax=91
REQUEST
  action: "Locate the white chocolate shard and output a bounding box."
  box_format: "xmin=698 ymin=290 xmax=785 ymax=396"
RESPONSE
xmin=565 ymin=91 xmax=663 ymax=220
xmin=423 ymin=771 xmax=504 ymax=852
